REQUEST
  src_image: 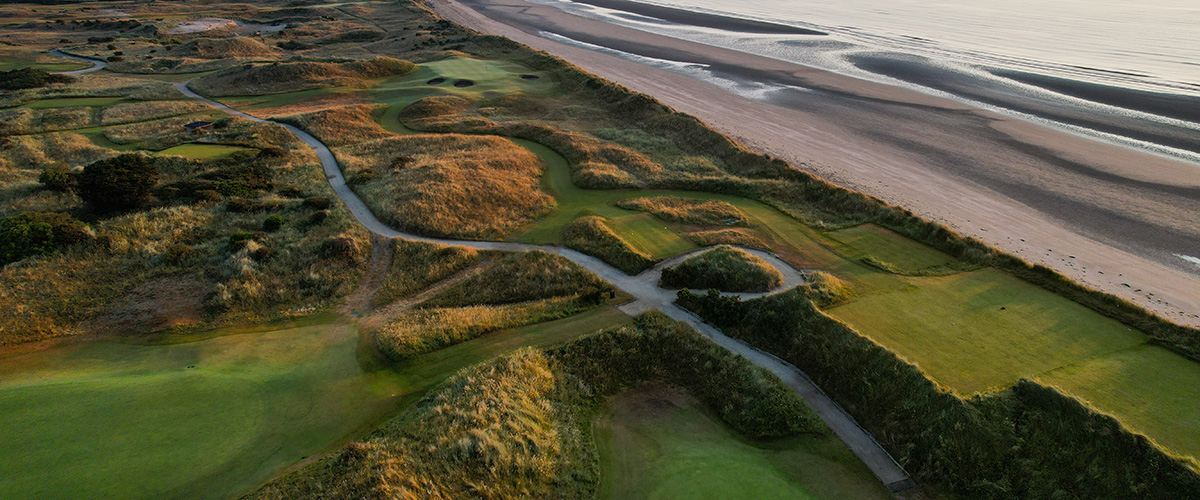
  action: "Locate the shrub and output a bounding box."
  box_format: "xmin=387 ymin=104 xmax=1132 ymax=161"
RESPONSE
xmin=0 ymin=212 xmax=92 ymax=264
xmin=226 ymin=198 xmax=266 ymax=213
xmin=77 ymin=154 xmax=158 ymax=212
xmin=0 ymin=68 xmax=72 ymax=91
xmin=262 ymin=214 xmax=285 ymax=232
xmin=302 ymin=196 xmax=331 ymax=210
xmin=319 ymin=234 xmax=364 ymax=262
xmin=659 ymin=245 xmax=783 ymax=293
xmin=307 ymin=210 xmax=329 ymax=225
xmin=38 ymin=165 xmax=77 ymax=192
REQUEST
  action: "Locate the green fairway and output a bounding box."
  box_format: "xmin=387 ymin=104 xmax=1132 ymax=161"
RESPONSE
xmin=154 ymin=143 xmax=256 ymax=159
xmin=826 ymin=268 xmax=1147 ymax=394
xmin=828 ymin=223 xmax=956 ymax=271
xmin=379 ymin=55 xmax=557 ymax=100
xmin=0 ymin=307 xmax=627 ymax=500
xmin=1037 ymin=344 xmax=1200 ymax=462
xmin=595 ymin=386 xmax=892 ymax=500
xmin=23 ymin=97 xmax=124 ymax=109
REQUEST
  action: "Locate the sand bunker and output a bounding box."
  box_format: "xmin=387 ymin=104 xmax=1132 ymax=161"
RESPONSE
xmin=520 ymin=74 xmax=540 ymax=80
xmin=453 ymin=79 xmax=475 ymax=88
xmin=427 ymin=77 xmax=447 ymax=85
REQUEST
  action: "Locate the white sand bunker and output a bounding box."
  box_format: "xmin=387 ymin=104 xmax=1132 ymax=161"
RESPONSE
xmin=171 ymin=17 xmax=238 ymax=34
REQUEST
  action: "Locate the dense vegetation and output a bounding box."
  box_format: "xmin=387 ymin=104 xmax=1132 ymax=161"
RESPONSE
xmin=77 ymin=153 xmax=159 ymax=212
xmin=676 ymin=289 xmax=1200 ymax=499
xmin=252 ymin=313 xmax=822 ymax=499
xmin=562 ymin=215 xmax=655 ymax=274
xmin=0 ymin=68 xmax=72 ymax=91
xmin=659 ymin=245 xmax=783 ymax=293
xmin=191 ymin=57 xmax=417 ymax=96
xmin=423 ymin=250 xmax=612 ymax=307
xmin=0 ymin=211 xmax=92 ymax=264
xmin=373 ymin=238 xmax=483 ymax=307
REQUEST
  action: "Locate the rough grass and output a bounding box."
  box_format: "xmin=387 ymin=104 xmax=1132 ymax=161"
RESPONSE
xmin=334 ymin=133 xmax=554 ymax=239
xmin=616 ymin=195 xmax=746 ymax=226
xmin=685 ymin=227 xmax=770 ymax=249
xmin=424 ymin=250 xmax=611 ymax=307
xmin=563 ymin=215 xmax=656 ymax=275
xmin=373 ymin=238 xmax=483 ymax=308
xmin=660 ymin=246 xmax=783 ymax=293
xmin=251 ymin=313 xmax=823 ymax=500
xmin=191 ymin=57 xmax=416 ymax=97
xmin=276 ymin=104 xmax=394 ymax=147
xmin=166 ymin=37 xmax=279 ymax=59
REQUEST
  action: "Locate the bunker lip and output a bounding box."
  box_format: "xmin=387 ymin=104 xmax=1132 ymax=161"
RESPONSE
xmin=427 ymin=77 xmax=447 ymax=85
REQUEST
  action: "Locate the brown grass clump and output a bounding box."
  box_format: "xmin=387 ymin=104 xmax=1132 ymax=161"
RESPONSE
xmin=277 ymin=104 xmax=394 ymax=147
xmin=616 ymin=195 xmax=746 ymax=226
xmin=335 ymin=133 xmax=554 ymax=239
xmin=562 ymin=215 xmax=655 ymax=274
xmin=166 ymin=37 xmax=279 ymax=59
xmin=659 ymin=245 xmax=783 ymax=293
xmin=685 ymin=228 xmax=770 ymax=249
xmin=373 ymin=238 xmax=482 ymax=307
xmin=375 ymin=296 xmax=582 ymax=360
xmin=190 ymin=57 xmax=416 ymax=97
xmin=98 ymin=101 xmax=209 ymax=125
xmin=423 ymin=250 xmax=611 ymax=307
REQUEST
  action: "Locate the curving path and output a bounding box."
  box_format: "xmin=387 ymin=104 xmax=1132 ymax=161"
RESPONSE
xmin=51 ymin=49 xmax=108 ymax=74
xmin=55 ymin=50 xmax=913 ymax=493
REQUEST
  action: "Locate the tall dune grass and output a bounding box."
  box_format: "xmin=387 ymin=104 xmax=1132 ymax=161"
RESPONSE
xmin=562 ymin=215 xmax=655 ymax=275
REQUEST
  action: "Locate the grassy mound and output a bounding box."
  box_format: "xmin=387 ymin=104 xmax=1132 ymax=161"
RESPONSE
xmin=191 ymin=57 xmax=416 ymax=97
xmin=251 ymin=313 xmax=822 ymax=500
xmin=563 ymin=215 xmax=656 ymax=275
xmin=373 ymin=238 xmax=482 ymax=308
xmin=660 ymin=245 xmax=783 ymax=293
xmin=277 ymin=104 xmax=393 ymax=147
xmin=166 ymin=37 xmax=278 ymax=59
xmin=424 ymin=250 xmax=612 ymax=307
xmin=617 ymin=195 xmax=746 ymax=226
xmin=685 ymin=228 xmax=770 ymax=249
xmin=334 ymin=133 xmax=554 ymax=240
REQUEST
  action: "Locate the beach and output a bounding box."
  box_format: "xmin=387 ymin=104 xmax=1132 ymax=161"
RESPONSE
xmin=433 ymin=0 xmax=1200 ymax=325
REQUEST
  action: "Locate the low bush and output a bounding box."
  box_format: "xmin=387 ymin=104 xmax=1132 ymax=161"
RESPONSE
xmin=659 ymin=245 xmax=783 ymax=293
xmin=0 ymin=212 xmax=92 ymax=265
xmin=77 ymin=154 xmax=159 ymax=213
xmin=562 ymin=215 xmax=655 ymax=275
xmin=262 ymin=214 xmax=285 ymax=232
xmin=302 ymin=196 xmax=331 ymax=210
xmin=38 ymin=165 xmax=76 ymax=192
xmin=0 ymin=68 xmax=72 ymax=91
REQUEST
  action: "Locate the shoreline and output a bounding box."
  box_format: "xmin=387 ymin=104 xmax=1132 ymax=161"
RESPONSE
xmin=433 ymin=0 xmax=1200 ymax=325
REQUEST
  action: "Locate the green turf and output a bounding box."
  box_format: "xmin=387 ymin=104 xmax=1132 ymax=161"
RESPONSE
xmin=375 ymin=55 xmax=557 ymax=100
xmin=0 ymin=307 xmax=628 ymax=500
xmin=23 ymin=97 xmax=124 ymax=109
xmin=1037 ymin=344 xmax=1200 ymax=462
xmin=154 ymin=143 xmax=256 ymax=159
xmin=827 ymin=223 xmax=956 ymax=271
xmin=595 ymin=386 xmax=893 ymax=500
xmin=826 ymin=268 xmax=1147 ymax=394
xmin=608 ymin=212 xmax=696 ymax=259
xmin=0 ymin=58 xmax=89 ymax=72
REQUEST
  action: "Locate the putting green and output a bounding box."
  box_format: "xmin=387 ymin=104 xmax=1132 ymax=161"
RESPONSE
xmin=1037 ymin=344 xmax=1200 ymax=462
xmin=154 ymin=143 xmax=256 ymax=160
xmin=0 ymin=307 xmax=627 ymax=500
xmin=595 ymin=386 xmax=892 ymax=500
xmin=827 ymin=268 xmax=1147 ymax=394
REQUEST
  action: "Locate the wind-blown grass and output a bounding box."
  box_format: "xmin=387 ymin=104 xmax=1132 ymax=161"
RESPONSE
xmin=563 ymin=215 xmax=656 ymax=275
xmin=616 ymin=195 xmax=746 ymax=226
xmin=373 ymin=238 xmax=483 ymax=307
xmin=659 ymin=245 xmax=783 ymax=293
xmin=191 ymin=57 xmax=416 ymax=97
xmin=424 ymin=250 xmax=611 ymax=307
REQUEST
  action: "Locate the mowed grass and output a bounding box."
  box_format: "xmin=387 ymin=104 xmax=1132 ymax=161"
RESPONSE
xmin=608 ymin=212 xmax=696 ymax=259
xmin=377 ymin=55 xmax=556 ymax=100
xmin=0 ymin=308 xmax=628 ymax=500
xmin=826 ymin=268 xmax=1147 ymax=394
xmin=827 ymin=223 xmax=956 ymax=271
xmin=154 ymin=144 xmax=257 ymax=160
xmin=23 ymin=97 xmax=124 ymax=109
xmin=1037 ymin=344 xmax=1200 ymax=462
xmin=0 ymin=324 xmax=404 ymax=500
xmin=595 ymin=386 xmax=892 ymax=500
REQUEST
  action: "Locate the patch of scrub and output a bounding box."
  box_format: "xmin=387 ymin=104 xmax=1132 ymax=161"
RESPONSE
xmin=595 ymin=385 xmax=892 ymax=500
xmin=826 ymin=268 xmax=1147 ymax=394
xmin=1037 ymin=344 xmax=1200 ymax=462
xmin=154 ymin=144 xmax=256 ymax=160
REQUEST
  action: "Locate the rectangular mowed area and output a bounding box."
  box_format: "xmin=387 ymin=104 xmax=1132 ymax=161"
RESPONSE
xmin=825 ymin=268 xmax=1146 ymax=394
xmin=827 ymin=223 xmax=956 ymax=271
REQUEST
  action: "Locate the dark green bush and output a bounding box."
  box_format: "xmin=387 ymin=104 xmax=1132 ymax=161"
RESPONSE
xmin=77 ymin=154 xmax=158 ymax=212
xmin=262 ymin=214 xmax=285 ymax=232
xmin=0 ymin=68 xmax=72 ymax=90
xmin=38 ymin=165 xmax=76 ymax=192
xmin=0 ymin=212 xmax=92 ymax=264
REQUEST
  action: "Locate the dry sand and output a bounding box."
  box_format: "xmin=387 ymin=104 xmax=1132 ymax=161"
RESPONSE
xmin=434 ymin=0 xmax=1200 ymax=326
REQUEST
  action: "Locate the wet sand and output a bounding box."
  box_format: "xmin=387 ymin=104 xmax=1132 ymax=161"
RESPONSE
xmin=432 ymin=0 xmax=1200 ymax=326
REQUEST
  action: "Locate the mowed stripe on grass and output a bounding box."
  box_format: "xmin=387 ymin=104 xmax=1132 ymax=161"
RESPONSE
xmin=826 ymin=268 xmax=1147 ymax=394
